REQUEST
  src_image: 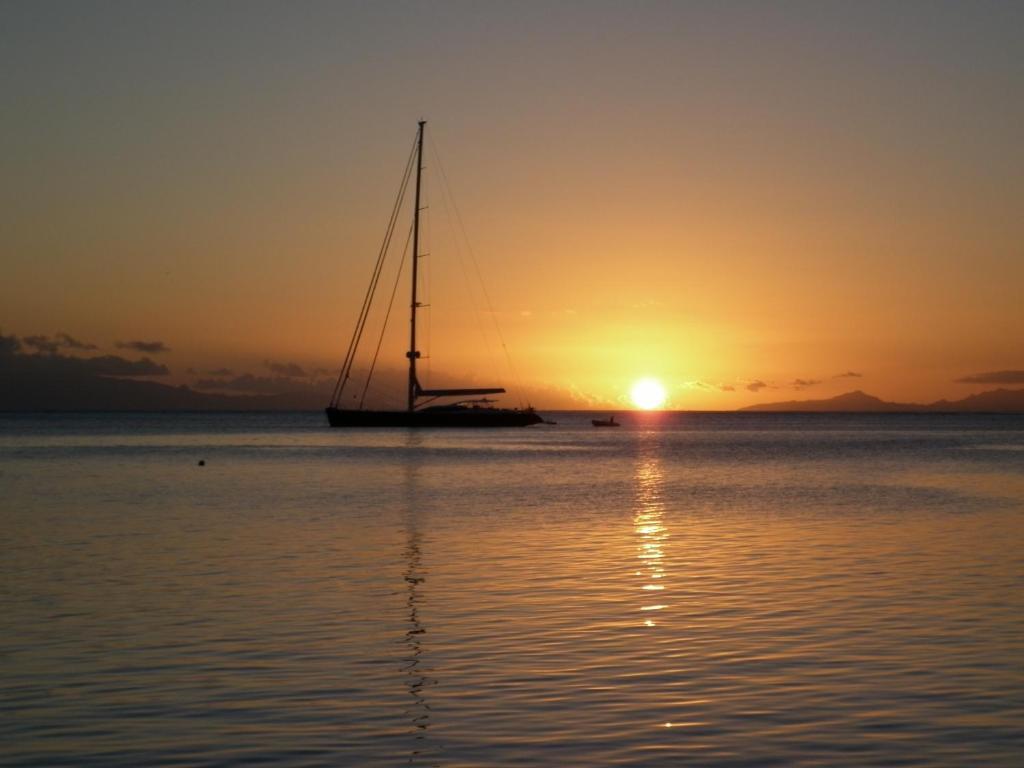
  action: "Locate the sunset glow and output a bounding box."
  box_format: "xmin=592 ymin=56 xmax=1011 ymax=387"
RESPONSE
xmin=0 ymin=3 xmax=1021 ymax=412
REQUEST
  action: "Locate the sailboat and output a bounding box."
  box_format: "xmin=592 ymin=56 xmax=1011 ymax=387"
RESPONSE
xmin=326 ymin=121 xmax=543 ymax=428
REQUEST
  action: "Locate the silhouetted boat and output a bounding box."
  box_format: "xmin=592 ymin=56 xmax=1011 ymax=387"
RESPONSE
xmin=592 ymin=416 xmax=620 ymax=427
xmin=326 ymin=121 xmax=542 ymax=428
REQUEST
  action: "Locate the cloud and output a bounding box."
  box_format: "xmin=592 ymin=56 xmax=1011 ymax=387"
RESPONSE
xmin=23 ymin=332 xmax=101 ymax=354
xmin=746 ymin=380 xmax=768 ymax=392
xmin=196 ymin=374 xmax=297 ymax=394
xmin=681 ymin=380 xmax=736 ymax=393
xmin=83 ymin=356 xmax=169 ymax=376
xmin=23 ymin=335 xmax=60 ymax=354
xmin=1 ymin=333 xmax=22 ymax=356
xmin=791 ymin=378 xmax=821 ymax=390
xmin=56 ymin=333 xmax=98 ymax=350
xmin=834 ymin=371 xmax=863 ymax=378
xmin=265 ymin=360 xmax=307 ymax=378
xmin=955 ymin=370 xmax=1024 ymax=385
xmin=195 ymin=369 xmax=335 ymax=397
xmin=566 ymin=383 xmax=605 ymax=407
xmin=117 ymin=340 xmax=171 ymax=354
xmin=196 ymin=361 xmax=332 ymax=396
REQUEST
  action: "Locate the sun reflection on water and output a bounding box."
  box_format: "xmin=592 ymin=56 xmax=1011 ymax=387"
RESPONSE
xmin=633 ymin=451 xmax=668 ymax=625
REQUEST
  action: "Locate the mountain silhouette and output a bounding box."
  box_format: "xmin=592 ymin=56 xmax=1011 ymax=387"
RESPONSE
xmin=741 ymin=389 xmax=1024 ymax=413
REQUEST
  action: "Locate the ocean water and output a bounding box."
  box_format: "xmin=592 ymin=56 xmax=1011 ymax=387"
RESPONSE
xmin=1 ymin=411 xmax=1022 ymax=767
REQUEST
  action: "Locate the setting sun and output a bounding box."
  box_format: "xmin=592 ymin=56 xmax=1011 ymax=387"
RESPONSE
xmin=631 ymin=378 xmax=667 ymax=410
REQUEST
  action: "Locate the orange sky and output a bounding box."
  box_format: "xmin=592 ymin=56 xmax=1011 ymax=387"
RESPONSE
xmin=2 ymin=2 xmax=1021 ymax=409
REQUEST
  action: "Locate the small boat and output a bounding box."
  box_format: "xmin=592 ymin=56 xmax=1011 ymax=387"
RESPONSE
xmin=592 ymin=416 xmax=620 ymax=427
xmin=326 ymin=121 xmax=543 ymax=428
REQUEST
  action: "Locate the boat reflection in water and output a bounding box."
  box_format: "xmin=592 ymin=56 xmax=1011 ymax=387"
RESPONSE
xmin=633 ymin=441 xmax=669 ymax=628
xmin=399 ymin=441 xmax=440 ymax=765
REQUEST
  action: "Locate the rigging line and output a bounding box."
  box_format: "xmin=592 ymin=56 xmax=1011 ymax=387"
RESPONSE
xmin=429 ymin=133 xmax=527 ymax=407
xmin=426 ymin=137 xmax=500 ymax=381
xmin=332 ymin=148 xmax=413 ymax=408
xmin=359 ymin=221 xmax=413 ymax=409
xmin=332 ymin=132 xmax=417 ymax=405
xmin=330 ymin=133 xmax=418 ymax=407
xmin=334 ymin=139 xmax=415 ymax=404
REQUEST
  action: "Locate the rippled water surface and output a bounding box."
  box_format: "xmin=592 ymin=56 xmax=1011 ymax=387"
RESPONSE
xmin=2 ymin=411 xmax=1023 ymax=766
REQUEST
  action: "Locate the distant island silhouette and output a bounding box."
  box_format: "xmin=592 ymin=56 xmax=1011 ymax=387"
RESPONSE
xmin=741 ymin=389 xmax=1024 ymax=413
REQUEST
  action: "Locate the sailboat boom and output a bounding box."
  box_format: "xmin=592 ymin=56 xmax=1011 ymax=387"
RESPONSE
xmin=417 ymin=387 xmax=506 ymax=397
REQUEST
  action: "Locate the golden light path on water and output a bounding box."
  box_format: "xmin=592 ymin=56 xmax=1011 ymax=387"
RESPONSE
xmin=634 ymin=451 xmax=668 ymax=626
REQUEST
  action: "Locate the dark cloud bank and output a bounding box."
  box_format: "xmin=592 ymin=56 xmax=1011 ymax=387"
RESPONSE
xmin=0 ymin=333 xmax=328 ymax=411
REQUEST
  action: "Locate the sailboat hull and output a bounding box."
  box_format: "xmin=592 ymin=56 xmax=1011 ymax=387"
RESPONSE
xmin=325 ymin=407 xmax=543 ymax=428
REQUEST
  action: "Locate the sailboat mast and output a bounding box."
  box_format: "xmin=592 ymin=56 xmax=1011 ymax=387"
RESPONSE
xmin=408 ymin=120 xmax=425 ymax=412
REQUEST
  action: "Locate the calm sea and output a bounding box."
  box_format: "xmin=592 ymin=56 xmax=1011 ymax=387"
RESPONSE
xmin=2 ymin=411 xmax=1022 ymax=767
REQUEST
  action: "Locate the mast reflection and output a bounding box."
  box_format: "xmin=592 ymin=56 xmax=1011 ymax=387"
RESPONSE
xmin=633 ymin=447 xmax=668 ymax=626
xmin=400 ymin=435 xmax=440 ymax=765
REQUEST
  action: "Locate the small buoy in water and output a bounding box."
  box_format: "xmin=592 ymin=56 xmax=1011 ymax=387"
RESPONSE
xmin=198 ymin=460 xmax=206 ymax=466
